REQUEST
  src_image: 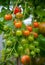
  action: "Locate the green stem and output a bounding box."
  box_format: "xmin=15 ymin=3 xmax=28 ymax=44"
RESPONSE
xmin=7 ymin=0 xmax=10 ymax=10
xmin=23 ymin=2 xmax=27 ymax=20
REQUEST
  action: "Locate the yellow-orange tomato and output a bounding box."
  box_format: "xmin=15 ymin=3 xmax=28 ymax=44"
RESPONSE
xmin=26 ymin=26 xmax=32 ymax=32
xmin=31 ymin=32 xmax=38 ymax=38
xmin=21 ymin=55 xmax=30 ymax=64
xmin=39 ymin=22 xmax=45 ymax=35
xmin=16 ymin=13 xmax=23 ymax=18
xmin=14 ymin=21 xmax=22 ymax=28
xmin=4 ymin=14 xmax=12 ymax=20
xmin=23 ymin=30 xmax=30 ymax=36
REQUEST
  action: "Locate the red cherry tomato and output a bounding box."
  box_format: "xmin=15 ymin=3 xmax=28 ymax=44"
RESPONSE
xmin=33 ymin=22 xmax=39 ymax=28
xmin=14 ymin=6 xmax=21 ymax=14
xmin=26 ymin=26 xmax=32 ymax=32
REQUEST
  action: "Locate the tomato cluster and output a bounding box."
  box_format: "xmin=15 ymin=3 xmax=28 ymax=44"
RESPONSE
xmin=2 ymin=6 xmax=40 ymax=65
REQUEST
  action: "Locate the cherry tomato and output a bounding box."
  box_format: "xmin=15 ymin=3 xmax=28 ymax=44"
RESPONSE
xmin=33 ymin=22 xmax=39 ymax=28
xmin=3 ymin=25 xmax=8 ymax=31
xmin=30 ymin=51 xmax=35 ymax=56
xmin=33 ymin=41 xmax=39 ymax=46
xmin=34 ymin=48 xmax=40 ymax=53
xmin=31 ymin=32 xmax=38 ymax=38
xmin=29 ymin=44 xmax=35 ymax=50
xmin=6 ymin=40 xmax=12 ymax=46
xmin=14 ymin=6 xmax=21 ymax=14
xmin=26 ymin=26 xmax=32 ymax=32
xmin=4 ymin=14 xmax=12 ymax=20
xmin=21 ymin=38 xmax=28 ymax=44
xmin=3 ymin=34 xmax=8 ymax=39
xmin=16 ymin=13 xmax=23 ymax=18
xmin=18 ymin=46 xmax=23 ymax=53
xmin=28 ymin=35 xmax=34 ymax=42
xmin=6 ymin=48 xmax=11 ymax=53
xmin=33 ymin=32 xmax=38 ymax=38
xmin=14 ymin=21 xmax=22 ymax=28
xmin=21 ymin=55 xmax=30 ymax=64
xmin=16 ymin=30 xmax=22 ymax=36
xmin=23 ymin=30 xmax=30 ymax=36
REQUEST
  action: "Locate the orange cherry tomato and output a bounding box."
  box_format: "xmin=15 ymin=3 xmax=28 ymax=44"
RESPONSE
xmin=26 ymin=26 xmax=32 ymax=32
xmin=23 ymin=30 xmax=30 ymax=36
xmin=34 ymin=32 xmax=38 ymax=38
xmin=4 ymin=14 xmax=12 ymax=20
xmin=31 ymin=32 xmax=38 ymax=38
xmin=14 ymin=21 xmax=22 ymax=28
xmin=33 ymin=22 xmax=39 ymax=28
xmin=21 ymin=55 xmax=30 ymax=65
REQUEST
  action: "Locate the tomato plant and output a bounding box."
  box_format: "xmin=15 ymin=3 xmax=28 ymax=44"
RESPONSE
xmin=1 ymin=0 xmax=45 ymax=65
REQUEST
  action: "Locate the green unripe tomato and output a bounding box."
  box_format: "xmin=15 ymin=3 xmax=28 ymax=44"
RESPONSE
xmin=18 ymin=46 xmax=23 ymax=55
xmin=6 ymin=48 xmax=11 ymax=53
xmin=29 ymin=44 xmax=35 ymax=50
xmin=16 ymin=30 xmax=22 ymax=36
xmin=21 ymin=38 xmax=28 ymax=44
xmin=6 ymin=40 xmax=12 ymax=46
xmin=18 ymin=46 xmax=23 ymax=52
xmin=3 ymin=25 xmax=8 ymax=31
xmin=3 ymin=34 xmax=8 ymax=39
xmin=34 ymin=48 xmax=40 ymax=53
xmin=30 ymin=51 xmax=35 ymax=56
xmin=28 ymin=35 xmax=34 ymax=42
xmin=33 ymin=41 xmax=39 ymax=46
